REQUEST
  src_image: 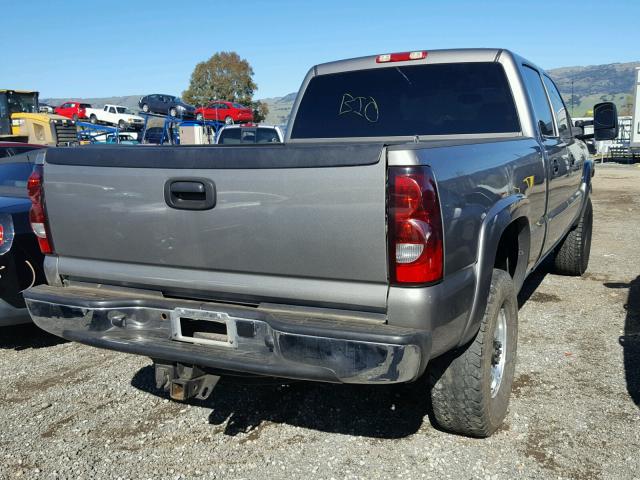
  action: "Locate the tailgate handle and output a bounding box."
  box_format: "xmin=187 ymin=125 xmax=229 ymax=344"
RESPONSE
xmin=165 ymin=179 xmax=216 ymax=210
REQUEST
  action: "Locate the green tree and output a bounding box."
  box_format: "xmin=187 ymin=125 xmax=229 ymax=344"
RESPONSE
xmin=182 ymin=51 xmax=268 ymax=122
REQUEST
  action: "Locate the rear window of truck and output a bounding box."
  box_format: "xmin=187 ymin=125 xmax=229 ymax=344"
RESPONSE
xmin=218 ymin=127 xmax=280 ymax=144
xmin=290 ymin=62 xmax=520 ymax=139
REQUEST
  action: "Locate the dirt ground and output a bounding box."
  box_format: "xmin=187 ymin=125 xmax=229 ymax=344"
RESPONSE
xmin=1 ymin=163 xmax=639 ymax=480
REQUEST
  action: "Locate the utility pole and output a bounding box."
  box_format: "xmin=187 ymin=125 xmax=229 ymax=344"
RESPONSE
xmin=571 ymin=79 xmax=574 ymax=116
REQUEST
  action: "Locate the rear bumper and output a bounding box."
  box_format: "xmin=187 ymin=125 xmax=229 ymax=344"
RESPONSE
xmin=24 ymin=285 xmax=430 ymax=384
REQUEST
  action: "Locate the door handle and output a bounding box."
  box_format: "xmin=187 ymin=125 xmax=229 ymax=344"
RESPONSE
xmin=164 ymin=178 xmax=216 ymax=210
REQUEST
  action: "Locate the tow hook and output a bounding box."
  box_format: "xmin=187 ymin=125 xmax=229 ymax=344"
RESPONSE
xmin=154 ymin=362 xmax=220 ymax=401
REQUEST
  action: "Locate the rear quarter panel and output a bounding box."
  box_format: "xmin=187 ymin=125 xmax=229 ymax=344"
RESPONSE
xmin=387 ymin=137 xmax=545 ymax=354
xmin=429 ymin=138 xmax=545 ymax=273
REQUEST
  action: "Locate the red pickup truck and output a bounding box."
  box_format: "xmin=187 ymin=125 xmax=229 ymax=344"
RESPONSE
xmin=54 ymin=101 xmax=91 ymax=121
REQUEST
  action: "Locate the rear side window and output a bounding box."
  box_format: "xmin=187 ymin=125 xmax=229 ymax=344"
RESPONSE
xmin=521 ymin=66 xmax=554 ymax=136
xmin=542 ymin=76 xmax=571 ymax=138
xmin=291 ymin=62 xmax=520 ymax=138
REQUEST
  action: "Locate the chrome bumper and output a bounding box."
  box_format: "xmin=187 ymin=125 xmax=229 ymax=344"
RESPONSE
xmin=24 ymin=285 xmax=430 ymax=384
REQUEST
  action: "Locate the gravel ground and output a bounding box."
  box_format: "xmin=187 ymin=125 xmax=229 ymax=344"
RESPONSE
xmin=1 ymin=163 xmax=639 ymax=480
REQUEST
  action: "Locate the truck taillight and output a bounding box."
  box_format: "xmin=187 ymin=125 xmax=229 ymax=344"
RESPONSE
xmin=388 ymin=166 xmax=443 ymax=285
xmin=27 ymin=165 xmax=53 ymax=254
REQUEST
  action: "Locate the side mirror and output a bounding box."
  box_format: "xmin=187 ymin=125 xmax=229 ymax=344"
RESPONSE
xmin=593 ymin=102 xmax=619 ymax=141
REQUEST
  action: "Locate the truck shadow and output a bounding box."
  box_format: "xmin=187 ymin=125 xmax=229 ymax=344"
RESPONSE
xmin=517 ymin=256 xmax=553 ymax=308
xmin=129 ymin=261 xmax=560 ymax=439
xmin=131 ymin=365 xmax=430 ymax=439
xmin=604 ymin=276 xmax=640 ymax=407
xmin=0 ymin=322 xmax=67 ymax=350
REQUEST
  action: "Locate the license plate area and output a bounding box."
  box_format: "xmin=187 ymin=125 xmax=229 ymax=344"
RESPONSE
xmin=170 ymin=308 xmax=237 ymax=348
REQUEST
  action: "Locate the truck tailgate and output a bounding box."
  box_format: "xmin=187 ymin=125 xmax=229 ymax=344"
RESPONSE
xmin=42 ymin=144 xmax=389 ymax=311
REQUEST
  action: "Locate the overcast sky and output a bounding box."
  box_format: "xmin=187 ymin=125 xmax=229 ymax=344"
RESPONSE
xmin=2 ymin=0 xmax=639 ymax=100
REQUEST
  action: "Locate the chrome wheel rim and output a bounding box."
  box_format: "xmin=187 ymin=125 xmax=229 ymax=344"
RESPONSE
xmin=490 ymin=308 xmax=507 ymax=398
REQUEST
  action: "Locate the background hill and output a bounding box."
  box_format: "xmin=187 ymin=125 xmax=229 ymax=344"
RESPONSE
xmin=548 ymin=61 xmax=639 ymax=117
xmin=42 ymin=60 xmax=640 ymax=124
xmin=41 ymin=95 xmax=142 ymax=111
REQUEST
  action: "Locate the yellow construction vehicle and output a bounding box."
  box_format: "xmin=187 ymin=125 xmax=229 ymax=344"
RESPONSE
xmin=0 ymin=90 xmax=77 ymax=145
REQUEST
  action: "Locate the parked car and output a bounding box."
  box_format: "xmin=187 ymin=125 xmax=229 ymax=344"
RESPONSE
xmin=54 ymin=101 xmax=91 ymax=121
xmin=38 ymin=104 xmax=55 ymax=114
xmin=215 ymin=124 xmax=283 ymax=144
xmin=195 ymin=101 xmax=253 ymax=124
xmin=138 ymin=95 xmax=195 ymax=118
xmin=23 ymin=49 xmax=618 ymax=437
xmin=86 ymin=132 xmax=139 ymax=144
xmin=85 ymin=104 xmax=144 ymax=130
xmin=0 ymin=143 xmax=46 ymax=326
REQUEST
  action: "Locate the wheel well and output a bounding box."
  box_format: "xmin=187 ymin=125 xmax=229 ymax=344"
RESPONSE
xmin=494 ymin=217 xmax=529 ymax=289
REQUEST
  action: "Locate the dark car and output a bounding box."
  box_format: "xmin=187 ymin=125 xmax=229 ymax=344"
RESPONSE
xmin=0 ymin=142 xmax=46 ymax=326
xmin=138 ymin=95 xmax=195 ymax=118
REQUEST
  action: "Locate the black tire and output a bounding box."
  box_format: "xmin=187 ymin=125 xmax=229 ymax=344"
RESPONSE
xmin=90 ymin=115 xmax=97 ymax=124
xmin=72 ymin=114 xmax=78 ymax=122
xmin=142 ymin=104 xmax=149 ymax=113
xmin=118 ymin=120 xmax=126 ymax=130
xmin=224 ymin=116 xmax=233 ymax=125
xmin=553 ymin=198 xmax=593 ymax=276
xmin=196 ymin=113 xmax=204 ymax=121
xmin=429 ymin=268 xmax=518 ymax=437
xmin=169 ymin=108 xmax=178 ymax=117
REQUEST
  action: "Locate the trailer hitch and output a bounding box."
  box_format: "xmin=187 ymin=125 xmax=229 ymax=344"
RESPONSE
xmin=154 ymin=362 xmax=220 ymax=401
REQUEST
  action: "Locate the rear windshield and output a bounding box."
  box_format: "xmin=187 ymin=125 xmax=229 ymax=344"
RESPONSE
xmin=80 ymin=104 xmax=92 ymax=108
xmin=218 ymin=127 xmax=280 ymax=144
xmin=290 ymin=62 xmax=520 ymax=139
xmin=0 ymin=150 xmax=37 ymax=197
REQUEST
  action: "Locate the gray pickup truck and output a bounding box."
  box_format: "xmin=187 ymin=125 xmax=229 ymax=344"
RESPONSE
xmin=23 ymin=49 xmax=618 ymax=437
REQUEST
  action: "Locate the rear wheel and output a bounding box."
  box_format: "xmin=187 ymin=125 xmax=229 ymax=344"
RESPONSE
xmin=118 ymin=119 xmax=126 ymax=130
xmin=224 ymin=116 xmax=233 ymax=125
xmin=553 ymin=198 xmax=593 ymax=276
xmin=169 ymin=107 xmax=178 ymax=117
xmin=142 ymin=104 xmax=150 ymax=113
xmin=429 ymin=268 xmax=518 ymax=437
xmin=90 ymin=115 xmax=97 ymax=124
xmin=72 ymin=114 xmax=78 ymax=122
